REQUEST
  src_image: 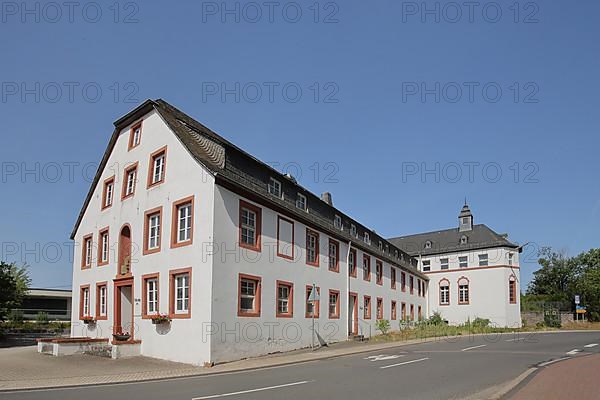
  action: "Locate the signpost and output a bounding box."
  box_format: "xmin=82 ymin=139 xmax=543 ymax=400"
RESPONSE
xmin=308 ymin=284 xmax=319 ymax=350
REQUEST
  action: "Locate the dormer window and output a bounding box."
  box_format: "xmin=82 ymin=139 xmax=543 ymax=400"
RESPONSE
xmin=364 ymin=232 xmax=370 ymax=244
xmin=460 ymin=235 xmax=468 ymax=245
xmin=334 ymin=215 xmax=343 ymax=230
xmin=128 ymin=122 xmax=142 ymax=150
xmin=424 ymin=240 xmax=432 ymax=249
xmin=350 ymin=224 xmax=357 ymax=238
xmin=296 ymin=193 xmax=307 ymax=211
xmin=394 ymin=249 xmax=398 ymax=258
xmin=385 ymin=244 xmax=389 ymax=254
xmin=268 ymin=178 xmax=282 ymax=198
xmin=378 ymin=241 xmax=383 ymax=251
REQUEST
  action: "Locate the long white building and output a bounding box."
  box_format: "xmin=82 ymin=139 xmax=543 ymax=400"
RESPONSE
xmin=388 ymin=203 xmax=522 ymax=328
xmin=70 ymin=99 xmax=428 ymax=365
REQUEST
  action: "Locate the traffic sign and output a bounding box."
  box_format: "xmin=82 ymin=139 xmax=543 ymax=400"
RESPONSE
xmin=575 ymin=295 xmax=580 ymax=305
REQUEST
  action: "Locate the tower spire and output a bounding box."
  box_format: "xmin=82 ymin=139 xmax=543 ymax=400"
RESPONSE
xmin=459 ymin=201 xmax=473 ymax=232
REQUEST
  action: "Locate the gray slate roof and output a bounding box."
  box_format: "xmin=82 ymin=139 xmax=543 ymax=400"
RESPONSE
xmin=388 ymin=224 xmax=518 ymax=257
xmin=71 ymin=99 xmax=425 ymax=278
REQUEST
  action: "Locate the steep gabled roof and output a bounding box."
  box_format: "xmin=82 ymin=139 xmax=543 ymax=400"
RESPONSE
xmin=71 ymin=99 xmax=426 ymax=278
xmin=388 ymin=224 xmax=518 ymax=257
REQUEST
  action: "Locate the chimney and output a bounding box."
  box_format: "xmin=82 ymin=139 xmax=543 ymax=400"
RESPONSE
xmin=321 ymin=192 xmax=333 ymax=206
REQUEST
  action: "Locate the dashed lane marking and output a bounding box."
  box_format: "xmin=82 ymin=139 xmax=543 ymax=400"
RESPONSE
xmin=461 ymin=344 xmax=487 ymax=352
xmin=191 ymin=380 xmax=313 ymax=399
xmin=380 ymin=357 xmax=429 ymax=369
xmin=584 ymin=344 xmax=598 ymax=348
xmin=364 ymin=355 xmax=404 ymax=362
xmin=566 ymin=349 xmax=580 ymax=355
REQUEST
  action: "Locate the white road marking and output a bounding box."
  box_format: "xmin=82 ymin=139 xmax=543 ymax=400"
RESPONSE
xmin=505 ymin=338 xmax=524 ymax=342
xmin=584 ymin=343 xmax=598 ymax=348
xmin=566 ymin=349 xmax=580 ymax=355
xmin=539 ymin=357 xmax=571 ymax=367
xmin=364 ymin=354 xmax=403 ymax=362
xmin=192 ymin=380 xmax=312 ymax=399
xmin=380 ymin=357 xmax=429 ymax=369
xmin=461 ymin=344 xmax=487 ymax=352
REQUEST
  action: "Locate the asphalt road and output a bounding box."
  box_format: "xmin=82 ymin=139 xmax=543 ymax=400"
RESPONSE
xmin=4 ymin=331 xmax=600 ymax=400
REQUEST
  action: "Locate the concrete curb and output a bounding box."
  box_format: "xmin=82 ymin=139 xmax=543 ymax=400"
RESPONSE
xmin=2 ymin=329 xmax=599 ymax=392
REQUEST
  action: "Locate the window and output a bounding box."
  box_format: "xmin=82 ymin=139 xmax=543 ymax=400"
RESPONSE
xmin=101 ymin=176 xmax=114 ymax=210
xmin=409 ymin=275 xmax=414 ymax=294
xmin=306 ymin=229 xmax=319 ymax=267
xmin=479 ymin=253 xmax=488 ymax=267
xmin=148 ymin=146 xmax=167 ymax=188
xmin=276 ymin=281 xmax=293 ymax=318
xmin=376 ymin=297 xmax=383 ymax=319
xmin=458 ymin=277 xmax=470 ymax=304
xmin=364 ymin=232 xmax=370 ymax=244
xmin=425 ymin=240 xmax=432 ymax=249
xmin=410 ymin=304 xmax=415 ymax=321
xmin=144 ymin=207 xmax=162 ymax=255
xmin=296 ymin=193 xmax=307 ymax=211
xmin=121 ymin=163 xmax=138 ymax=200
xmin=305 ymin=286 xmax=320 ymax=318
xmin=422 ymin=260 xmax=431 ymax=272
xmin=81 ymin=234 xmax=92 ymax=269
xmin=460 ymin=235 xmax=468 ymax=244
xmin=334 ymin=215 xmax=342 ymax=230
xmin=509 ymin=276 xmax=517 ymax=304
xmin=508 ymin=253 xmax=514 ymax=266
xmin=142 ymin=273 xmax=159 ymax=318
xmin=385 ymin=244 xmax=389 ymax=254
xmin=349 ymin=249 xmax=357 ymax=277
xmin=376 ymin=261 xmax=383 ymax=285
xmin=418 ymin=305 xmax=422 ymax=321
xmin=440 ymin=258 xmax=449 ymax=270
xmin=96 ymin=283 xmax=107 ymax=320
xmin=391 ymin=267 xmax=396 ymax=289
xmin=170 ymin=268 xmax=191 ymax=318
xmin=328 ymin=290 xmax=340 ymax=319
xmin=239 ymin=200 xmax=261 ymax=252
xmin=79 ymin=285 xmax=90 ymax=319
xmin=401 ymin=271 xmax=406 ymax=292
xmin=172 ymin=196 xmax=194 ymax=248
xmin=128 ymin=121 xmax=142 ymax=150
xmin=378 ymin=241 xmax=383 ymax=252
xmin=98 ymin=228 xmax=109 ymax=266
xmin=440 ymin=280 xmax=450 ymax=305
xmin=276 ymin=216 xmax=294 ymax=260
xmin=268 ymin=177 xmax=282 ymax=198
xmin=351 ymin=224 xmax=357 ymax=237
xmin=391 ymin=300 xmax=397 ymax=320
xmin=328 ymin=239 xmax=339 ymax=272
xmin=395 ymin=249 xmax=399 ymax=259
xmin=362 ymin=255 xmax=371 ymax=281
xmin=364 ymin=295 xmax=371 ymax=319
xmin=418 ymin=279 xmax=422 ymax=297
xmin=459 ymin=256 xmax=468 ymax=268
xmin=401 ymin=302 xmax=406 ymax=320
xmin=238 ymin=274 xmax=261 ymax=317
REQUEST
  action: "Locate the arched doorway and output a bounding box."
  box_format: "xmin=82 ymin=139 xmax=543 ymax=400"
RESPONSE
xmin=118 ymin=225 xmax=132 ymax=277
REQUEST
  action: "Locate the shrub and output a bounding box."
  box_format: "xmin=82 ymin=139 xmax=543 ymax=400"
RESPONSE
xmin=375 ymin=319 xmax=391 ymax=335
xmin=8 ymin=309 xmax=23 ymax=325
xmin=472 ymin=317 xmax=491 ymax=328
xmin=429 ymin=312 xmax=446 ymax=326
xmin=36 ymin=312 xmax=49 ymax=325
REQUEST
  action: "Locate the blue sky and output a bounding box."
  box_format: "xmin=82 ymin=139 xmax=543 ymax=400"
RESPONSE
xmin=1 ymin=0 xmax=599 ymax=290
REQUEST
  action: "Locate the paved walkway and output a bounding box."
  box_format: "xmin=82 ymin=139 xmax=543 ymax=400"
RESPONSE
xmin=0 ymin=336 xmax=456 ymax=391
xmin=509 ymin=353 xmax=600 ymax=400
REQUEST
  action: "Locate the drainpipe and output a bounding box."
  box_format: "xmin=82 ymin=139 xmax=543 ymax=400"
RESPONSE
xmin=346 ymin=240 xmax=352 ymax=339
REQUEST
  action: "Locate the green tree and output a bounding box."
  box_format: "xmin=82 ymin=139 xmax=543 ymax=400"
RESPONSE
xmin=0 ymin=262 xmax=31 ymax=320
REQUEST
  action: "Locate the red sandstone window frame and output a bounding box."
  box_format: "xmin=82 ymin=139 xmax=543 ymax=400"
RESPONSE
xmin=238 ymin=273 xmax=262 ymax=317
xmin=121 ymin=162 xmax=138 ymax=201
xmin=391 ymin=300 xmax=397 ymax=320
xmin=458 ymin=276 xmax=470 ymax=305
xmin=95 ymin=282 xmax=108 ymax=320
xmin=305 ymin=228 xmax=320 ymax=267
xmin=364 ymin=295 xmax=371 ymax=319
xmin=81 ymin=234 xmax=93 ymax=270
xmin=410 ymin=304 xmax=415 ymax=321
xmin=171 ymin=196 xmax=195 ymax=249
xmin=401 ymin=302 xmax=407 ymax=320
xmin=439 ymin=278 xmax=450 ymax=306
xmin=328 ymin=289 xmax=340 ymax=319
xmin=239 ymin=200 xmax=262 ymax=252
xmin=276 ymin=280 xmax=294 ymax=318
xmin=376 ymin=297 xmax=383 ymax=319
xmin=391 ymin=267 xmax=396 ymax=289
xmin=101 ymin=176 xmax=115 ymax=210
xmin=363 ymin=254 xmax=371 ymax=282
xmin=509 ymin=275 xmax=517 ymax=304
xmin=142 ymin=272 xmax=160 ymax=319
xmin=305 ymin=285 xmax=320 ymax=318
xmin=169 ymin=267 xmax=192 ymax=319
xmin=376 ymin=260 xmax=383 ymax=285
xmin=410 ymin=275 xmax=414 ymax=295
xmin=349 ymin=248 xmax=357 ymax=278
xmin=79 ymin=284 xmax=91 ymax=319
xmin=401 ymin=271 xmax=406 ymax=292
xmin=276 ymin=216 xmax=294 ymax=260
xmin=143 ymin=206 xmax=163 ymax=255
xmin=328 ymin=239 xmax=340 ymax=272
xmin=147 ymin=146 xmax=168 ymax=189
xmin=128 ymin=121 xmax=142 ymax=150
xmin=97 ymin=227 xmax=109 ymax=266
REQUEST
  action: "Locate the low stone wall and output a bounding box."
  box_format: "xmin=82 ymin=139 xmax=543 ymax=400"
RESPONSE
xmin=522 ymin=312 xmax=574 ymax=326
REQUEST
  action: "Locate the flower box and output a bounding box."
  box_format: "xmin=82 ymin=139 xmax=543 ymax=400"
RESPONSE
xmin=113 ymin=332 xmax=131 ymax=341
xmin=150 ymin=314 xmax=171 ymax=325
xmin=81 ymin=317 xmax=95 ymax=324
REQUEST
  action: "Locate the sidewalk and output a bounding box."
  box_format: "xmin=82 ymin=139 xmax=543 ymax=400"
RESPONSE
xmin=0 ymin=335 xmax=453 ymax=391
xmin=508 ymin=354 xmax=600 ymax=400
